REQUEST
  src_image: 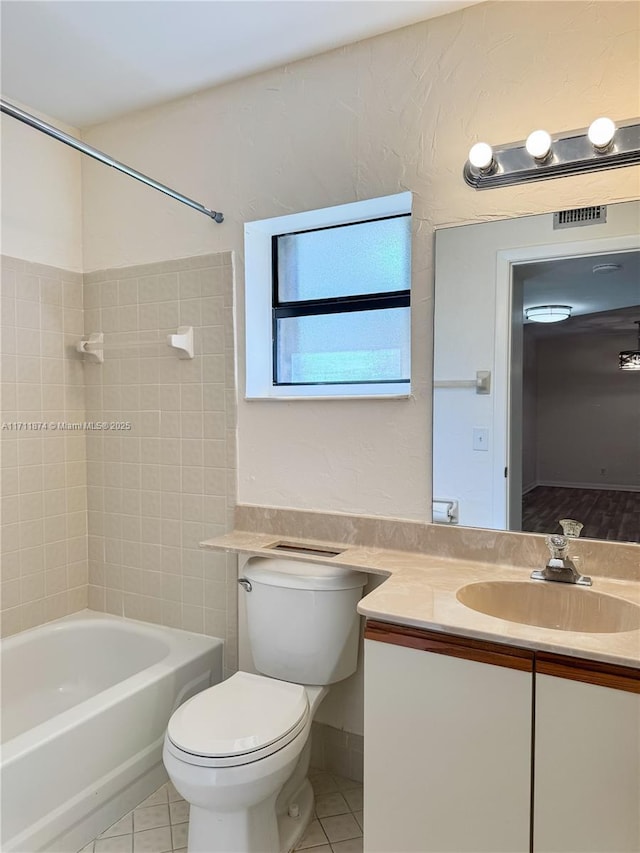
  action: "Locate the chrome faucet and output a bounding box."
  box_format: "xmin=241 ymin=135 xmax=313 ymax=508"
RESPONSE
xmin=530 ymin=535 xmax=592 ymax=587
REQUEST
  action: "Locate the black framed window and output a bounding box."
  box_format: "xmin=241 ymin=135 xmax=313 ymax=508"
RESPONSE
xmin=272 ymin=214 xmax=411 ymax=386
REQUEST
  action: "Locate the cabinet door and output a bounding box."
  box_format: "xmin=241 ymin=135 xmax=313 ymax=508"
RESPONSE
xmin=534 ymin=670 xmax=640 ymax=853
xmin=364 ymin=632 xmax=532 ymax=853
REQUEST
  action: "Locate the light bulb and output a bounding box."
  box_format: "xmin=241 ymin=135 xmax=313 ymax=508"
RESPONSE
xmin=588 ymin=117 xmax=616 ymax=150
xmin=525 ymin=129 xmax=552 ymax=161
xmin=468 ymin=142 xmax=494 ymax=171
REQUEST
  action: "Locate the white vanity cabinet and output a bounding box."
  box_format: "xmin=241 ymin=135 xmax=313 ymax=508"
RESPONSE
xmin=363 ymin=621 xmax=534 ymax=853
xmin=363 ymin=621 xmax=640 ymax=853
xmin=534 ymin=654 xmax=640 ymax=853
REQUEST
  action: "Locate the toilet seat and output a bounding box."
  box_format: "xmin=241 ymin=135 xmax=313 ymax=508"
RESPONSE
xmin=166 ymin=671 xmax=309 ymax=768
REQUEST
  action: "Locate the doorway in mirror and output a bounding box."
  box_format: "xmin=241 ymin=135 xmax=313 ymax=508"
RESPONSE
xmin=514 ymin=250 xmax=640 ymax=544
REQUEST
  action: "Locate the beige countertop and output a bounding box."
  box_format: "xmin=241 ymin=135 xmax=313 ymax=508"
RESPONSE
xmin=202 ymin=530 xmax=640 ymax=670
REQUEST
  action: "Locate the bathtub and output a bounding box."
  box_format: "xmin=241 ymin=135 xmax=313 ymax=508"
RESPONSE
xmin=1 ymin=610 xmax=223 ymax=853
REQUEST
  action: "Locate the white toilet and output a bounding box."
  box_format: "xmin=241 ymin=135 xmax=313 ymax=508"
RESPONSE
xmin=162 ymin=557 xmax=367 ymax=853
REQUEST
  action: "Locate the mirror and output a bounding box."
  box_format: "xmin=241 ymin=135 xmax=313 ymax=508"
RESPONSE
xmin=433 ymin=200 xmax=639 ymax=544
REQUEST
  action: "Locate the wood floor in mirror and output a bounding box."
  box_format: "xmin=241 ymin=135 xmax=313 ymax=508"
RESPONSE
xmin=522 ymin=485 xmax=640 ymax=543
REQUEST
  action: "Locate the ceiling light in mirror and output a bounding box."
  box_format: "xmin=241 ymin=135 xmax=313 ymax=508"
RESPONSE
xmin=592 ymin=262 xmax=621 ymax=274
xmin=525 ymin=305 xmax=572 ymax=323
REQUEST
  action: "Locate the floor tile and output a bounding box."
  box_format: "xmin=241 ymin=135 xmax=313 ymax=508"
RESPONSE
xmin=343 ymin=787 xmax=363 ymax=812
xmin=319 ymin=813 xmax=362 ymax=844
xmin=332 ymin=775 xmax=361 ymax=793
xmin=315 ymin=792 xmax=350 ymax=819
xmin=171 ymin=822 xmax=189 ymax=850
xmin=95 ymin=835 xmax=132 ymax=853
xmin=132 ymin=826 xmax=172 ymax=853
xmin=99 ymin=813 xmax=133 ymax=839
xmin=137 ymin=787 xmax=169 ymax=809
xmin=133 ymin=804 xmax=170 ymax=833
xmin=295 ymin=818 xmax=329 ymax=849
xmin=310 ymin=772 xmax=339 ymax=795
xmin=86 ymin=776 xmax=370 ymax=853
xmin=166 ymin=781 xmax=184 ymax=803
xmin=169 ymin=800 xmax=189 ymax=825
xmin=332 ymin=837 xmax=364 ymax=853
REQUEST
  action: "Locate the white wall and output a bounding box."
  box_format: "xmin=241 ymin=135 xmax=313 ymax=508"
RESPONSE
xmin=79 ymin=1 xmax=639 ymax=521
xmin=0 ymin=100 xmax=83 ymax=271
xmin=536 ymin=330 xmax=640 ymax=490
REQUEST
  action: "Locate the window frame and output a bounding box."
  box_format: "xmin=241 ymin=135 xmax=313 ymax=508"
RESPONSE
xmin=244 ymin=191 xmax=412 ymax=400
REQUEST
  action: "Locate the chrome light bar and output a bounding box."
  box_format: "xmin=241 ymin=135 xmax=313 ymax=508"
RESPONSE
xmin=464 ymin=118 xmax=640 ymax=190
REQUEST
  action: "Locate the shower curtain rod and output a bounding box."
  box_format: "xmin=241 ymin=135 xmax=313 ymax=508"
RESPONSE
xmin=0 ymin=99 xmax=224 ymax=223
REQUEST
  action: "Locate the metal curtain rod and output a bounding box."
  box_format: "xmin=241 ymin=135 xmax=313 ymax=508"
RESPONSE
xmin=0 ymin=99 xmax=224 ymax=223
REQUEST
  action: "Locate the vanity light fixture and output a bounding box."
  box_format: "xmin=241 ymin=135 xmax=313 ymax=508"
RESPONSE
xmin=619 ymin=320 xmax=640 ymax=371
xmin=463 ymin=117 xmax=640 ymax=189
xmin=525 ymin=305 xmax=572 ymax=324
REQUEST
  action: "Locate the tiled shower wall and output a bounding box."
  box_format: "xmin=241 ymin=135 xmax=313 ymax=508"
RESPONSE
xmin=83 ymin=253 xmax=238 ymax=674
xmin=1 ymin=255 xmax=89 ymax=636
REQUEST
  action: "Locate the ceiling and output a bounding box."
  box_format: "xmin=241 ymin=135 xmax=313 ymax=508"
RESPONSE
xmin=0 ymin=0 xmax=480 ymax=128
xmin=519 ymin=250 xmax=640 ymax=337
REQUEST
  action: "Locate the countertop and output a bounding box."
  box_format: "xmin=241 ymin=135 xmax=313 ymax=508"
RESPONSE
xmin=202 ymin=530 xmax=640 ymax=669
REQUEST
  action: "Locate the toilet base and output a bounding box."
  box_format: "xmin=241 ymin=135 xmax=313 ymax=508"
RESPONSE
xmin=277 ymin=779 xmax=314 ymax=853
xmin=186 ymin=778 xmax=314 ymax=853
xmin=188 ymin=791 xmax=280 ymax=853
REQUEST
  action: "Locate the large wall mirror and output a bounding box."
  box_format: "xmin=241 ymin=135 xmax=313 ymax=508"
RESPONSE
xmin=433 ymin=200 xmax=639 ymax=544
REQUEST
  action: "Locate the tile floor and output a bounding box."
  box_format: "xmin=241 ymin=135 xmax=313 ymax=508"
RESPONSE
xmin=79 ymin=769 xmax=363 ymax=853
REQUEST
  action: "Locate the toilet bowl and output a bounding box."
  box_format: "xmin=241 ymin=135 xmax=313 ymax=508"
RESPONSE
xmin=163 ymin=558 xmax=367 ymax=853
xmin=163 ymin=672 xmax=327 ymax=853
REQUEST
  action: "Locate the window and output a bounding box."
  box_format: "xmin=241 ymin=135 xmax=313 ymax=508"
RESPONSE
xmin=245 ymin=192 xmax=412 ymax=399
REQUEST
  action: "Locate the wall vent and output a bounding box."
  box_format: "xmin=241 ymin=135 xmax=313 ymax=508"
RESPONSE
xmin=553 ymin=205 xmax=607 ymax=229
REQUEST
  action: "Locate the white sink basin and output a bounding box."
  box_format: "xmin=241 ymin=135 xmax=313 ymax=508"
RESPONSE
xmin=456 ymin=580 xmax=640 ymax=633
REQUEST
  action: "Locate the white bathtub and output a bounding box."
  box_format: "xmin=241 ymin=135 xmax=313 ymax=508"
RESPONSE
xmin=1 ymin=610 xmax=223 ymax=853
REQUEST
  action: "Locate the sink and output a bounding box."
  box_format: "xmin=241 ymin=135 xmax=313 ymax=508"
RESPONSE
xmin=456 ymin=580 xmax=640 ymax=633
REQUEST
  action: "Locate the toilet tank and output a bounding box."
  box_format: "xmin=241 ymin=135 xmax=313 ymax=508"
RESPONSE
xmin=241 ymin=557 xmax=368 ymax=685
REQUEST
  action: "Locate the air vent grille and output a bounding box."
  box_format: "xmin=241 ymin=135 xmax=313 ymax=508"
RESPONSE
xmin=553 ymin=206 xmax=607 ymax=229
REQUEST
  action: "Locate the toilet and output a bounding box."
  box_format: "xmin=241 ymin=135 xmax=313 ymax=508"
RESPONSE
xmin=162 ymin=557 xmax=367 ymax=853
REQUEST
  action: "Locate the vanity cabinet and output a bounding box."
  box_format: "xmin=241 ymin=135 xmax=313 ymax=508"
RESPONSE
xmin=534 ymin=654 xmax=640 ymax=853
xmin=363 ymin=622 xmax=533 ymax=853
xmin=363 ymin=621 xmax=640 ymax=853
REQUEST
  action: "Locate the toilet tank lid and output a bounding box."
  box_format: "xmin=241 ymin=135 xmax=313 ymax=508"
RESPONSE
xmin=244 ymin=557 xmax=368 ymax=591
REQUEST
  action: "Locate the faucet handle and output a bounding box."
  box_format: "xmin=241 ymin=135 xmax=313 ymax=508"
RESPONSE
xmin=559 ymin=518 xmax=583 ymax=538
xmin=546 ymin=534 xmax=569 ymax=560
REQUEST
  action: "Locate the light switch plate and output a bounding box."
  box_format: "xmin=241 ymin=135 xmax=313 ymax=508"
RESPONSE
xmin=473 ymin=428 xmax=489 ymax=451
